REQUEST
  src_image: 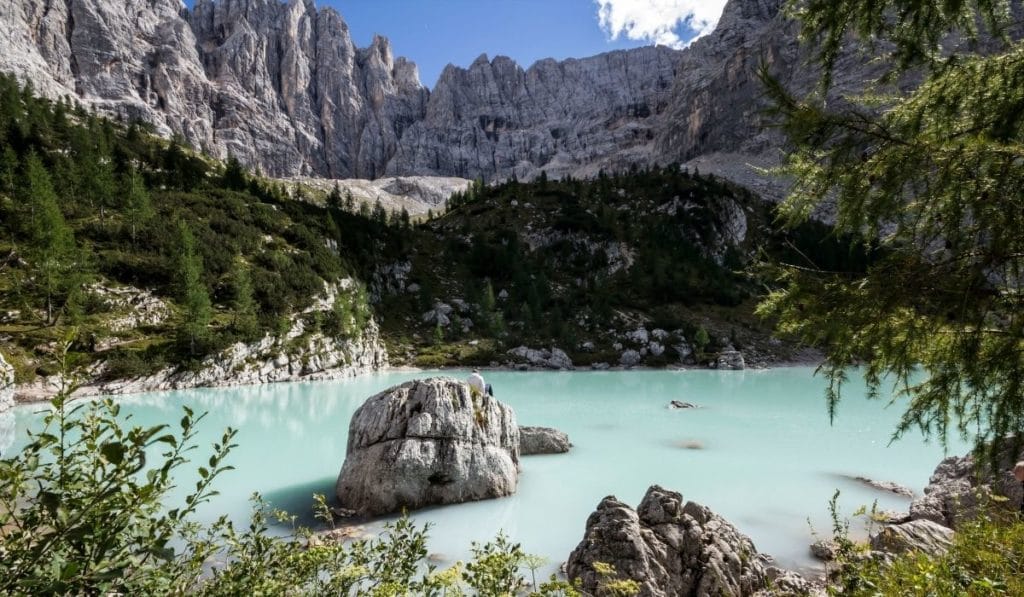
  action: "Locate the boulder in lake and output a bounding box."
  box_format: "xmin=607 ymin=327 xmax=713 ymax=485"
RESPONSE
xmin=669 ymin=400 xmax=698 ymax=409
xmin=519 ymin=425 xmax=571 ymax=455
xmin=566 ymin=485 xmax=811 ymax=597
xmin=335 ymin=378 xmax=519 ymax=517
xmin=851 ymin=476 xmax=915 ymax=498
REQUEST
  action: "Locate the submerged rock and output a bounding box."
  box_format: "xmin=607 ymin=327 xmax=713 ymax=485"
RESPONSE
xmin=850 ymin=476 xmax=915 ymax=498
xmin=669 ymin=400 xmax=698 ymax=409
xmin=335 ymin=378 xmax=519 ymax=517
xmin=566 ymin=485 xmax=811 ymax=596
xmin=519 ymin=426 xmax=572 ymax=455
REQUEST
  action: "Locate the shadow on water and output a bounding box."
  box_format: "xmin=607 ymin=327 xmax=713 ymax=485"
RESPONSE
xmin=262 ymin=476 xmax=338 ymax=529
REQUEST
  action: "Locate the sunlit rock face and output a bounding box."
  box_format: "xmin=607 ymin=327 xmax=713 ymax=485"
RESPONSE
xmin=0 ymin=0 xmax=913 ymax=192
xmin=0 ymin=0 xmax=684 ymax=181
xmin=335 ymin=378 xmax=520 ymax=517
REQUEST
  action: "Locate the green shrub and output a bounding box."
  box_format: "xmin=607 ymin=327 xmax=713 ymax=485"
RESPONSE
xmin=825 ymin=490 xmax=1024 ymax=596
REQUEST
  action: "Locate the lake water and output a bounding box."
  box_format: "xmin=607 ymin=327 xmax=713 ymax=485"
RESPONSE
xmin=2 ymin=368 xmax=966 ymax=575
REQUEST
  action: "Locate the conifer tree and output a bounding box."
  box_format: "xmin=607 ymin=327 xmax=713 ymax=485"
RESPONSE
xmin=174 ymin=220 xmax=211 ymax=356
xmin=230 ymin=257 xmax=259 ymax=340
xmin=222 ymin=155 xmax=247 ymax=191
xmin=24 ymin=152 xmax=76 ymax=323
xmin=123 ymin=164 xmax=153 ymax=244
xmin=761 ymin=0 xmax=1024 ymax=454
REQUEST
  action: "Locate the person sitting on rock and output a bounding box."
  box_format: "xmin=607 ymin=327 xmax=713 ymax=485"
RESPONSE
xmin=467 ymin=369 xmax=486 ymax=396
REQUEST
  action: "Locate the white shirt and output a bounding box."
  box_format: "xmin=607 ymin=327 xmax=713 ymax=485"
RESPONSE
xmin=467 ymin=372 xmax=486 ymax=394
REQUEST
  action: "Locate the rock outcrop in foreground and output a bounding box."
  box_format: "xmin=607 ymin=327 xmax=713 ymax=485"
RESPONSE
xmin=518 ymin=426 xmax=571 ymax=455
xmin=910 ymin=442 xmax=1024 ymax=529
xmin=336 ymin=378 xmax=519 ymax=516
xmin=566 ymin=485 xmax=810 ymax=597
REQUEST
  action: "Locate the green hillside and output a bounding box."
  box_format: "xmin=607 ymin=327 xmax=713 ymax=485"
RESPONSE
xmin=0 ymin=73 xmax=866 ymax=384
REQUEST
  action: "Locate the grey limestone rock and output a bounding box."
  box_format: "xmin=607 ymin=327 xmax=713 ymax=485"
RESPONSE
xmin=335 ymin=377 xmax=520 ymax=517
xmin=909 ymin=442 xmax=1024 ymax=528
xmin=0 ymin=0 xmax=683 ymax=182
xmin=519 ymin=425 xmax=571 ymax=455
xmin=620 ymin=349 xmax=642 ymax=367
xmin=508 ymin=346 xmax=573 ymax=370
xmin=850 ymin=476 xmax=915 ymax=498
xmin=809 ymin=539 xmax=838 ymax=561
xmin=717 ymin=350 xmax=746 ymax=370
xmin=566 ymin=485 xmax=809 ymax=597
xmin=869 ymin=519 xmax=954 ymax=557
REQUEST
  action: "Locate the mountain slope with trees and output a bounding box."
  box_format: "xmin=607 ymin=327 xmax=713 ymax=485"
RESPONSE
xmin=0 ymin=73 xmax=381 ymax=389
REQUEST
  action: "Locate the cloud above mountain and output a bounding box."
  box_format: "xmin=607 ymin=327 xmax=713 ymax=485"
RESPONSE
xmin=595 ymin=0 xmax=727 ymax=48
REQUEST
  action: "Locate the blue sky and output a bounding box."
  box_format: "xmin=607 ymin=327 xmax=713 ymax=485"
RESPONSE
xmin=186 ymin=1 xmax=728 ymax=88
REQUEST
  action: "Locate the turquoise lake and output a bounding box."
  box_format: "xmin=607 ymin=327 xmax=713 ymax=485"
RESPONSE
xmin=2 ymin=368 xmax=967 ymax=575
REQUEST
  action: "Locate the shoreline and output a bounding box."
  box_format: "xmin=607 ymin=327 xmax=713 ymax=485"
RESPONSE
xmin=11 ymin=353 xmax=825 ymax=407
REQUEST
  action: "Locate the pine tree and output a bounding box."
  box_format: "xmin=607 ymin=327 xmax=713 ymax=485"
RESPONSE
xmin=0 ymin=147 xmax=17 ymax=195
xmin=174 ymin=221 xmax=212 ymax=356
xmin=24 ymin=153 xmax=76 ymax=323
xmin=230 ymin=257 xmax=259 ymax=340
xmin=123 ymin=164 xmax=154 ymax=244
xmin=327 ymin=184 xmax=343 ymax=210
xmin=93 ymin=157 xmax=116 ymax=225
xmin=222 ymin=155 xmax=247 ymax=191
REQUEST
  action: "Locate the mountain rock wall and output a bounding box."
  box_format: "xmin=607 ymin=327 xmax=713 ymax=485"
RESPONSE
xmin=0 ymin=0 xmax=688 ymax=181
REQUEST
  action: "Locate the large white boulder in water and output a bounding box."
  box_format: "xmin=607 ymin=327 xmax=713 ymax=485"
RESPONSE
xmin=335 ymin=378 xmax=520 ymax=516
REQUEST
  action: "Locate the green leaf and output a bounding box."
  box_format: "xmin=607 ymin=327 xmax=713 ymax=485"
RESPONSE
xmin=100 ymin=442 xmax=126 ymax=465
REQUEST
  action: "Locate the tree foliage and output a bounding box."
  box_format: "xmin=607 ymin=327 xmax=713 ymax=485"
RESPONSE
xmin=760 ymin=1 xmax=1024 ymax=453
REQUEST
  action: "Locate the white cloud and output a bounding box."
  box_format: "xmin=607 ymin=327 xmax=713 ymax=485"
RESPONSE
xmin=595 ymin=0 xmax=728 ymax=49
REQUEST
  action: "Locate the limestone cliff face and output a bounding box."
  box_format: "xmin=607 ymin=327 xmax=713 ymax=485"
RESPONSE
xmin=0 ymin=0 xmax=684 ymax=181
xmin=0 ymin=0 xmax=903 ymax=189
xmin=386 ymin=47 xmax=682 ymax=181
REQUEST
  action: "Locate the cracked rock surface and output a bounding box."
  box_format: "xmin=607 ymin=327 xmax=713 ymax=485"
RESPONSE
xmin=335 ymin=377 xmax=519 ymax=516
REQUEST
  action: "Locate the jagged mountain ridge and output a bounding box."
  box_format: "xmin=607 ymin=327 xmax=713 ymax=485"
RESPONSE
xmin=0 ymin=0 xmax=690 ymax=181
xmin=3 ymin=0 xmax=882 ymax=189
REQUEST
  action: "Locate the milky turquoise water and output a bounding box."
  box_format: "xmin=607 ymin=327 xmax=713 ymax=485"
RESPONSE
xmin=3 ymin=368 xmax=967 ymax=574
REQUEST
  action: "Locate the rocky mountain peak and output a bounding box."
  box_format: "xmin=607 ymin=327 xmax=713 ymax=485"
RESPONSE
xmin=0 ymin=0 xmax=832 ymax=189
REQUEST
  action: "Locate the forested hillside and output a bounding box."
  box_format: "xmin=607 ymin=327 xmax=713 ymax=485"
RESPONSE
xmin=0 ymin=74 xmax=381 ymax=386
xmin=0 ymin=73 xmax=865 ymax=389
xmin=372 ymin=168 xmax=869 ymax=368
